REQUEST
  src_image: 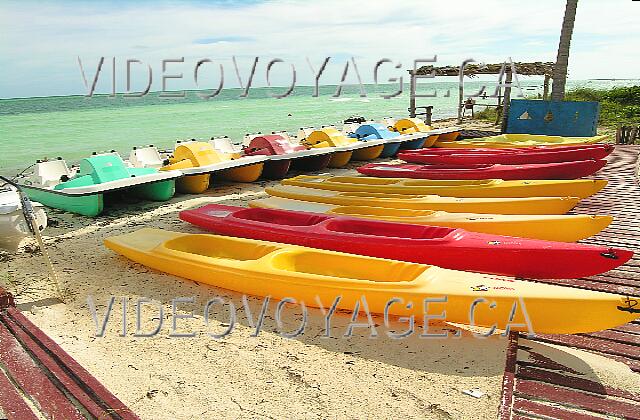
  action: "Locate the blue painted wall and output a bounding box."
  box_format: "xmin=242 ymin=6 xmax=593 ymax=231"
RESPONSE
xmin=507 ymin=99 xmax=600 ymax=137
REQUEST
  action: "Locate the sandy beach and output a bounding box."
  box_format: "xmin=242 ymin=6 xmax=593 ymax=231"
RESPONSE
xmin=2 ymin=120 xmax=638 ymax=419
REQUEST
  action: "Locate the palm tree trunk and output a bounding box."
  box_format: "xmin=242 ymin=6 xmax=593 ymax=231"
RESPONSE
xmin=551 ymin=0 xmax=579 ymax=101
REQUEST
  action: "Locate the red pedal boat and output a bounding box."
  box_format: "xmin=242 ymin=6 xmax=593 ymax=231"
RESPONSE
xmin=357 ymin=160 xmax=607 ymax=180
xmin=399 ymin=145 xmax=614 ymax=165
xmin=179 ymin=204 xmax=633 ymax=279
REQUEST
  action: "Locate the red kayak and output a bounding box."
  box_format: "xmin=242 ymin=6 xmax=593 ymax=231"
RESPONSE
xmin=357 ymin=160 xmax=607 ymax=180
xmin=399 ymin=145 xmax=614 ymax=165
xmin=404 ymin=144 xmax=613 ymax=155
xmin=179 ymin=204 xmax=633 ymax=279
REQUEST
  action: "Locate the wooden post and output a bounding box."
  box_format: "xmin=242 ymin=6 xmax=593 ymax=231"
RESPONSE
xmin=500 ymin=70 xmax=513 ymax=133
xmin=409 ymin=71 xmax=417 ymax=118
xmin=543 ymin=74 xmax=550 ymax=100
xmin=457 ymin=72 xmax=464 ymax=123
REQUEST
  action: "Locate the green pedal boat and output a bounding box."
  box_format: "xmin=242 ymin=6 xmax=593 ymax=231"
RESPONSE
xmin=17 ymin=154 xmax=182 ymax=216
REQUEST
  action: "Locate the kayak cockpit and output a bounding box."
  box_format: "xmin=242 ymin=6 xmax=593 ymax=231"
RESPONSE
xmin=163 ymin=235 xmax=280 ymax=261
xmin=268 ymin=250 xmax=427 ymax=282
xmin=233 ymin=207 xmax=330 ymax=226
xmin=323 ymin=218 xmax=454 ymax=240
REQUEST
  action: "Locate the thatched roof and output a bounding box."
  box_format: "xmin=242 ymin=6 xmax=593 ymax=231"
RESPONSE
xmin=411 ymin=62 xmax=554 ymax=77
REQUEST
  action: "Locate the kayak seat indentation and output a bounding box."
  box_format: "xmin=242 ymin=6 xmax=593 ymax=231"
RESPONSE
xmin=268 ymin=250 xmax=427 ymax=282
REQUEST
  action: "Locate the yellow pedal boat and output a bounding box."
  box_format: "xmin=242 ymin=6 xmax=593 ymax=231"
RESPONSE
xmin=250 ymin=197 xmax=612 ymax=242
xmin=265 ymin=185 xmax=580 ymax=215
xmin=105 ymin=228 xmax=639 ymax=334
xmin=302 ymin=127 xmax=385 ymax=167
xmin=434 ymin=134 xmax=609 ymax=148
xmin=161 ymin=141 xmax=267 ymax=193
xmin=391 ymin=118 xmax=461 ymax=146
xmin=282 ymin=175 xmax=608 ymax=199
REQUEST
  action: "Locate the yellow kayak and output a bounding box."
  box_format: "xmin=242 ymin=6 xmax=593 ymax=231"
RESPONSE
xmin=303 ymin=127 xmax=384 ymax=166
xmin=282 ymin=175 xmax=608 ymax=199
xmin=105 ymin=228 xmax=639 ymax=334
xmin=434 ymin=134 xmax=609 ymax=148
xmin=161 ymin=141 xmax=265 ymax=193
xmin=265 ymin=185 xmax=580 ymax=215
xmin=250 ymin=197 xmax=612 ymax=242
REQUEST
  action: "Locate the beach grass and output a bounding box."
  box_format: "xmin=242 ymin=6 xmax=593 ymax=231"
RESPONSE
xmin=474 ymin=85 xmax=640 ymax=128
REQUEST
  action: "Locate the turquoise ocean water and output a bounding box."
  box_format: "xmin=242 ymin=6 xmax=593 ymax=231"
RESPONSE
xmin=0 ymin=79 xmax=634 ymax=175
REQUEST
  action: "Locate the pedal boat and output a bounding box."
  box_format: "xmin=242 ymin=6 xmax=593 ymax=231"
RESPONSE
xmin=18 ymin=155 xmax=180 ymax=217
xmin=180 ymin=204 xmax=633 ymax=279
xmin=301 ymin=127 xmax=386 ymax=167
xmin=281 ymin=175 xmax=608 ymax=199
xmin=265 ymin=185 xmax=580 ymax=215
xmin=212 ymin=134 xmax=334 ymax=179
xmin=0 ymin=185 xmax=47 ymax=250
xmin=349 ymin=123 xmax=408 ymax=158
xmin=249 ymin=197 xmax=612 ymax=242
xmin=389 ymin=118 xmax=461 ymax=149
xmin=104 ymin=228 xmax=639 ymax=334
xmin=159 ymin=141 xmax=268 ymax=193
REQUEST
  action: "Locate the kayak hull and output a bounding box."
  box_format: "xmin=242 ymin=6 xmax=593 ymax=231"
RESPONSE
xmin=434 ymin=134 xmax=608 ymax=148
xmin=357 ymin=160 xmax=607 ymax=180
xmin=265 ymin=185 xmax=580 ymax=215
xmin=399 ymin=145 xmax=614 ymax=165
xmin=249 ymin=197 xmax=612 ymax=242
xmin=105 ymin=228 xmax=639 ymax=334
xmin=180 ymin=204 xmax=633 ymax=279
xmin=282 ymin=175 xmax=608 ymax=199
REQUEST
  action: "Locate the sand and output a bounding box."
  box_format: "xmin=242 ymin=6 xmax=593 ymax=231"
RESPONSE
xmin=0 ymin=120 xmax=630 ymax=419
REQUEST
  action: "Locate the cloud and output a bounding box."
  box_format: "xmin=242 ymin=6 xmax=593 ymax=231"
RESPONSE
xmin=193 ymin=36 xmax=255 ymax=44
xmin=0 ymin=0 xmax=638 ymax=98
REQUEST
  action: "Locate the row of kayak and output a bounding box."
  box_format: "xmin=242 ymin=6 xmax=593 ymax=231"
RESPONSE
xmin=104 ymin=166 xmax=638 ymax=335
xmin=104 ymin=199 xmax=637 ymax=335
xmin=91 ymin=127 xmax=637 ymax=335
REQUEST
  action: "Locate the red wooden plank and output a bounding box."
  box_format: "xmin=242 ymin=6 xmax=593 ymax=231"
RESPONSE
xmin=515 ymin=379 xmax=640 ymax=418
xmin=0 ymin=369 xmax=38 ymax=420
xmin=4 ymin=308 xmax=139 ymax=420
xmin=533 ymin=333 xmax=640 ymax=360
xmin=499 ymin=331 xmax=518 ymax=420
xmin=517 ymin=365 xmax=640 ymax=402
xmin=582 ymin=329 xmax=640 ymax=345
xmin=513 ymin=398 xmax=603 ymax=420
xmin=0 ymin=319 xmax=84 ymax=419
xmin=614 ymin=323 xmax=640 ymax=335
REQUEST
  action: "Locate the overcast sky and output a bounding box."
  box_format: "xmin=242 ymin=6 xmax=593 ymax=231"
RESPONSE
xmin=1 ymin=0 xmax=638 ymax=98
